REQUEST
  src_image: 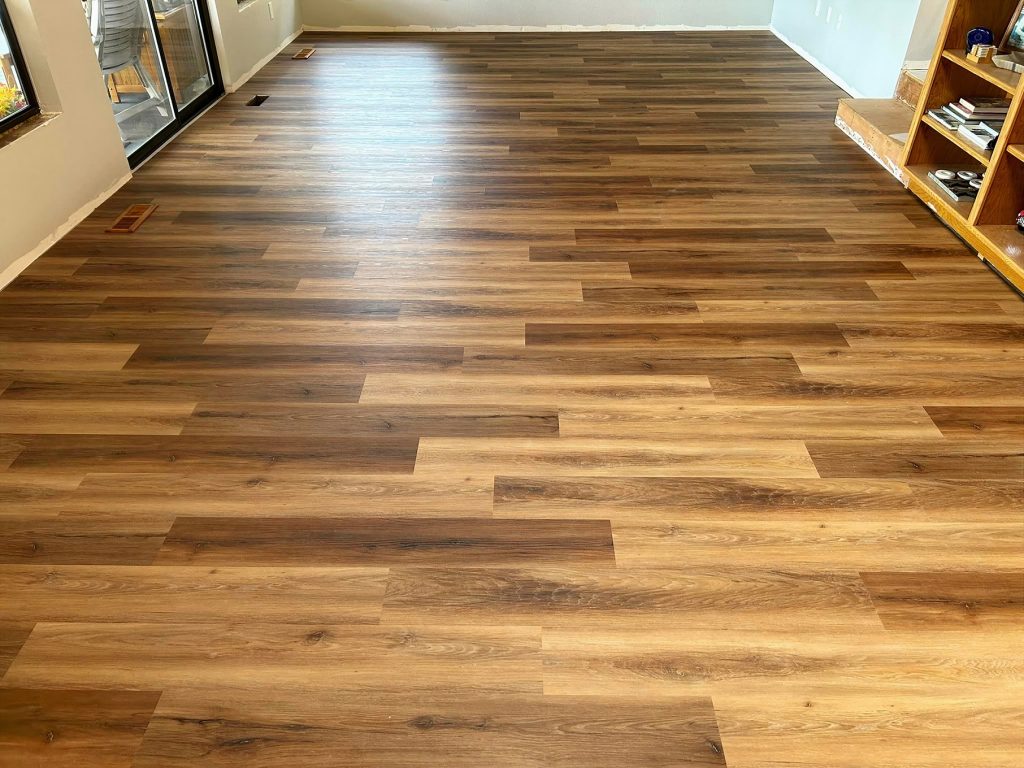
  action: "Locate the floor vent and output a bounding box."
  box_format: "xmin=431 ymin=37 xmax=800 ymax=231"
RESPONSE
xmin=247 ymin=95 xmax=270 ymax=107
xmin=106 ymin=203 xmax=158 ymax=234
xmin=293 ymin=48 xmax=316 ymax=60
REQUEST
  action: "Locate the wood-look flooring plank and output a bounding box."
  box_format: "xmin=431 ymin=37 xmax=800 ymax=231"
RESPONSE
xmin=710 ymin=372 xmax=1024 ymax=405
xmin=297 ymin=278 xmax=584 ymax=301
xmin=0 ymin=622 xmax=34 ymax=677
xmin=133 ymin=689 xmax=726 ymax=768
xmin=205 ymin=319 xmax=526 ymax=346
xmin=156 ymin=517 xmax=614 ymax=567
xmin=713 ymin=685 xmax=1024 ymax=768
xmin=182 ymin=403 xmax=559 ymax=437
xmin=0 ymin=343 xmax=137 ymax=371
xmin=463 ymin=346 xmax=801 ymax=376
xmin=382 ymin=567 xmax=880 ymax=630
xmin=0 ymin=689 xmax=161 ymax=768
xmin=492 ymin=476 xmax=944 ymax=521
xmin=0 ymin=476 xmax=81 ymax=518
xmin=542 ymin=628 xmax=1022 ymax=696
xmin=0 ymin=371 xmax=365 ymax=403
xmin=2 ymin=622 xmax=542 ymax=694
xmin=806 ymin=440 xmax=1024 ymax=480
xmin=525 ymin=322 xmax=849 ymax=348
xmin=0 ymin=401 xmax=195 ymax=435
xmin=558 ymin=404 xmax=942 ymax=439
xmin=839 ymin=322 xmax=1024 ymax=349
xmin=6 ymin=435 xmax=419 ymax=475
xmin=0 ymin=565 xmax=387 ymax=624
xmin=860 ymin=571 xmax=1024 ymax=630
xmin=123 ymin=344 xmax=464 ymax=372
xmin=0 ymin=519 xmax=167 ymax=565
xmin=415 ymin=438 xmax=819 ymax=478
xmin=40 ymin=473 xmax=495 ymax=519
xmin=612 ymin=521 xmax=1024 ymax=570
xmin=583 ymin=279 xmax=881 ymax=301
xmin=359 ymin=373 xmax=713 ymax=406
xmin=924 ymin=406 xmax=1024 ymax=441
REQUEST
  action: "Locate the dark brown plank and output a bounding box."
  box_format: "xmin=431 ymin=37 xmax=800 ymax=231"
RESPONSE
xmin=526 ymin=322 xmax=849 ymax=348
xmin=0 ymin=520 xmax=168 ymax=565
xmin=156 ymin=517 xmax=615 ymax=567
xmin=806 ymin=440 xmax=1024 ymax=480
xmin=924 ymin=406 xmax=1024 ymax=440
xmin=7 ymin=435 xmax=419 ymax=475
xmin=124 ymin=344 xmax=464 ymax=372
xmin=182 ymin=404 xmax=560 ymax=437
xmin=0 ymin=688 xmax=161 ymax=768
xmin=860 ymin=571 xmax=1024 ymax=630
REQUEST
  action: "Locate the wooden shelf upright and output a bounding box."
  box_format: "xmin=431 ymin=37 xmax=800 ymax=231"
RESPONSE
xmin=903 ymin=0 xmax=1024 ymax=291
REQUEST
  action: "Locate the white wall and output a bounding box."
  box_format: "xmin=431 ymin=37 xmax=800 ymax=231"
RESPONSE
xmin=208 ymin=0 xmax=302 ymax=91
xmin=771 ymin=0 xmax=926 ymax=98
xmin=301 ymin=0 xmax=775 ymax=30
xmin=0 ymin=0 xmax=130 ymax=286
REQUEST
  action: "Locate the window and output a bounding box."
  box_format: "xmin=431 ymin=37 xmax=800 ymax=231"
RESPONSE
xmin=0 ymin=1 xmax=38 ymax=134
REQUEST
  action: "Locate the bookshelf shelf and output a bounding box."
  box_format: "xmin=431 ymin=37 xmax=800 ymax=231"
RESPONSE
xmin=903 ymin=0 xmax=1024 ymax=293
xmin=942 ymin=49 xmax=1021 ymax=95
xmin=905 ymin=165 xmax=977 ymax=225
xmin=921 ymin=113 xmax=993 ymax=165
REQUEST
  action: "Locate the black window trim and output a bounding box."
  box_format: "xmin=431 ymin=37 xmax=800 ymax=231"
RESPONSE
xmin=0 ymin=0 xmax=40 ymax=135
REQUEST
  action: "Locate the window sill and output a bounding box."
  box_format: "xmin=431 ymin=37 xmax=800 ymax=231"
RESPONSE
xmin=0 ymin=112 xmax=59 ymax=151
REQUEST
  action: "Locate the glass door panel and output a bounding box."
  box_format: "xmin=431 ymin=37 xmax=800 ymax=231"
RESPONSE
xmin=152 ymin=0 xmax=215 ymax=110
xmin=86 ymin=0 xmax=175 ymax=156
xmin=86 ymin=0 xmax=221 ymax=165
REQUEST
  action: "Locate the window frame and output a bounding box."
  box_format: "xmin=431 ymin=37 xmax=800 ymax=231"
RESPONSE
xmin=0 ymin=0 xmax=40 ymax=135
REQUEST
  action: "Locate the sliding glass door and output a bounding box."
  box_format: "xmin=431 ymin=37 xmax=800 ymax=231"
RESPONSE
xmin=85 ymin=0 xmax=221 ymax=165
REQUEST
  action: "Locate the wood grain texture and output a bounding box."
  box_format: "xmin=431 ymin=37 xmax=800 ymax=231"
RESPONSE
xmin=156 ymin=517 xmax=615 ymax=567
xmin=0 ymin=689 xmax=160 ymax=768
xmin=133 ymin=690 xmax=726 ymax=768
xmin=860 ymin=571 xmax=1024 ymax=630
xmin=0 ymin=30 xmax=1021 ymax=768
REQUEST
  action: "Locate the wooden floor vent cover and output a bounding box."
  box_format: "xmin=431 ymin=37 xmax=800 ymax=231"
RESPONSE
xmin=106 ymin=203 xmax=158 ymax=234
xmin=247 ymin=95 xmax=270 ymax=107
xmin=293 ymin=48 xmax=316 ymax=60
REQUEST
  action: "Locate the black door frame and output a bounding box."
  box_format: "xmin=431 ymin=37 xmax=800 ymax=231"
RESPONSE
xmin=127 ymin=0 xmax=224 ymax=167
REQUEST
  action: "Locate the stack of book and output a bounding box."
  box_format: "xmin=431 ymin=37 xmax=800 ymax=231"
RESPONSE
xmin=926 ymin=97 xmax=1009 ymax=153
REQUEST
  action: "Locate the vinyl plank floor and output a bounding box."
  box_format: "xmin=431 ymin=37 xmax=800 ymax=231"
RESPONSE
xmin=0 ymin=29 xmax=1020 ymax=768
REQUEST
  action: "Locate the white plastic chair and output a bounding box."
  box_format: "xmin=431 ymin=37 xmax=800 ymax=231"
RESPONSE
xmin=87 ymin=0 xmax=168 ymax=124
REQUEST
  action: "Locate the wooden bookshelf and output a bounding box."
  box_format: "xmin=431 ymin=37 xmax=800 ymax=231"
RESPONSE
xmin=903 ymin=0 xmax=1024 ymax=291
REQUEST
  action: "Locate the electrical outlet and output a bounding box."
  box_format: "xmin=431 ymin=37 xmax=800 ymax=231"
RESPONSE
xmin=268 ymin=1 xmax=275 ymax=20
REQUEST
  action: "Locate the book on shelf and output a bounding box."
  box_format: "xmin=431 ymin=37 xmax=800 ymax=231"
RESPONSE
xmin=957 ymin=124 xmax=998 ymax=152
xmin=946 ymin=102 xmax=1008 ymax=122
xmin=959 ymin=97 xmax=1012 ymax=113
xmin=928 ymin=109 xmax=960 ymax=130
xmin=978 ymin=121 xmax=1004 ymax=137
xmin=926 ymin=171 xmax=979 ymax=203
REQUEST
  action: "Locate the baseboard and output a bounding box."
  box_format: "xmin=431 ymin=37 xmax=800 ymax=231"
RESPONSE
xmin=770 ymin=25 xmax=863 ymax=99
xmin=302 ymin=24 xmax=773 ymax=33
xmin=0 ymin=172 xmax=132 ymax=290
xmin=226 ymin=27 xmax=303 ymax=93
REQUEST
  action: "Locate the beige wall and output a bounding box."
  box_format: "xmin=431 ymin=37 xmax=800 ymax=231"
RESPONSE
xmin=300 ymin=0 xmax=775 ymax=30
xmin=906 ymin=0 xmax=945 ymax=66
xmin=0 ymin=0 xmax=130 ymax=286
xmin=209 ymin=1 xmax=302 ymax=91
